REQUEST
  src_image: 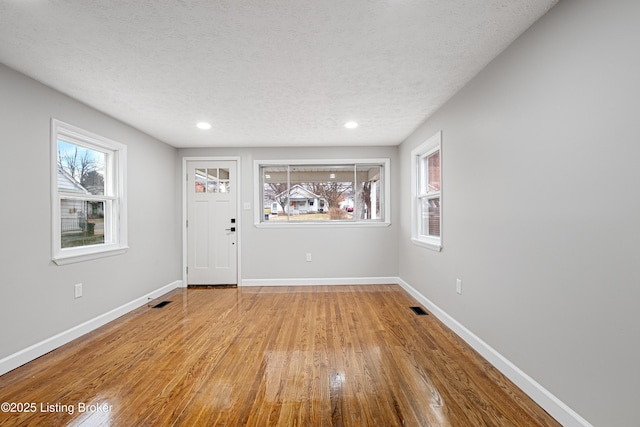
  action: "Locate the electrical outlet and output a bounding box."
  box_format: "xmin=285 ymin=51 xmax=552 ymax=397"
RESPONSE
xmin=75 ymin=283 xmax=83 ymax=298
xmin=456 ymin=279 xmax=462 ymax=295
xmin=306 ymin=253 xmax=312 ymax=262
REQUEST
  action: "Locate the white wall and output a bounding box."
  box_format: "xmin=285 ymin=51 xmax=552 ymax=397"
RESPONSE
xmin=0 ymin=64 xmax=181 ymax=361
xmin=398 ymin=1 xmax=640 ymax=426
xmin=178 ymin=146 xmax=399 ymax=283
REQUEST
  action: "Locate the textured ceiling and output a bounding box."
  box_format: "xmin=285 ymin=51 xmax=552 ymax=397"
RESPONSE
xmin=0 ymin=0 xmax=557 ymax=148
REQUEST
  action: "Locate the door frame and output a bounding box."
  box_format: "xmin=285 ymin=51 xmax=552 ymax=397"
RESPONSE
xmin=182 ymin=156 xmax=242 ymax=286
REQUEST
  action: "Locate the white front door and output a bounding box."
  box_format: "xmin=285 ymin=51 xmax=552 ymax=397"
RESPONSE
xmin=187 ymin=160 xmax=237 ymax=285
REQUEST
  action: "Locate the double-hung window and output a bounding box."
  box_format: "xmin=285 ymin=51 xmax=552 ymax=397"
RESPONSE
xmin=51 ymin=119 xmax=128 ymax=265
xmin=411 ymin=131 xmax=442 ymax=250
xmin=255 ymin=159 xmax=390 ymax=226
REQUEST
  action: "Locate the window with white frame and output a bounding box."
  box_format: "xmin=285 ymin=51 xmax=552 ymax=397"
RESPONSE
xmin=51 ymin=119 xmax=128 ymax=265
xmin=255 ymin=159 xmax=390 ymax=226
xmin=411 ymin=131 xmax=442 ymax=250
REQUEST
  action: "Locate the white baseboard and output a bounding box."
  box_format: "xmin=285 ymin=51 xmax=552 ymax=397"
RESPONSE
xmin=240 ymin=276 xmax=398 ymax=287
xmin=396 ymin=277 xmax=593 ymax=427
xmin=0 ymin=280 xmax=183 ymax=376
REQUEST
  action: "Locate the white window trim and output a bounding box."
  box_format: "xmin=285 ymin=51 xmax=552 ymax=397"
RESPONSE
xmin=411 ymin=131 xmax=442 ymax=251
xmin=51 ymin=119 xmax=128 ymax=265
xmin=254 ymin=158 xmax=391 ymax=228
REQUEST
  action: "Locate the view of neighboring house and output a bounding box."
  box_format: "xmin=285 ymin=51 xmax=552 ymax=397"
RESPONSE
xmin=269 ymin=184 xmax=327 ymax=215
xmin=57 ymin=166 xmax=104 ymax=246
xmin=58 ymin=167 xmax=90 ymax=232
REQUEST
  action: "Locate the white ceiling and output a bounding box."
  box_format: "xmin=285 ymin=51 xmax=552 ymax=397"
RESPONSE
xmin=0 ymin=0 xmax=557 ymax=148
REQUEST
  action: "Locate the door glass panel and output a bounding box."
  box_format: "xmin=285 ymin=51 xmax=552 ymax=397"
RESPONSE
xmin=195 ymin=168 xmax=206 ymax=192
xmin=219 ymin=168 xmax=230 ymax=193
xmin=206 ymin=168 xmax=216 ymax=193
xmin=195 ymin=168 xmax=231 ymax=193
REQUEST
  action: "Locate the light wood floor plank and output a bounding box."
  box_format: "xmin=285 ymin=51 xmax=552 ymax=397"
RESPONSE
xmin=0 ymin=285 xmax=560 ymax=426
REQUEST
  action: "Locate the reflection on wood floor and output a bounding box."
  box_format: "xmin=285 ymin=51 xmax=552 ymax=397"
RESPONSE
xmin=0 ymin=285 xmax=560 ymax=426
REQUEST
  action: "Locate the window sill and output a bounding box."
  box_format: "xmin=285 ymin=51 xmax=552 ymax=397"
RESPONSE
xmin=411 ymin=237 xmax=442 ymax=252
xmin=255 ymin=221 xmax=390 ymax=229
xmin=53 ymin=245 xmax=129 ymax=265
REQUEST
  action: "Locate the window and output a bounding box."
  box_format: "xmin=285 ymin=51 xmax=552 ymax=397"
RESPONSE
xmin=411 ymin=131 xmax=442 ymax=251
xmin=51 ymin=119 xmax=128 ymax=264
xmin=195 ymin=167 xmax=231 ymax=193
xmin=255 ymin=159 xmax=390 ymax=226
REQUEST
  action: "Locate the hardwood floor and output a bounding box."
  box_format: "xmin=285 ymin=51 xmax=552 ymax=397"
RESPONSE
xmin=0 ymin=285 xmax=560 ymax=426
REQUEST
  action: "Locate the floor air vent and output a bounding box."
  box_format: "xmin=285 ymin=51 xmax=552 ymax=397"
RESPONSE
xmin=152 ymin=301 xmax=172 ymax=308
xmin=410 ymin=306 xmax=428 ymax=316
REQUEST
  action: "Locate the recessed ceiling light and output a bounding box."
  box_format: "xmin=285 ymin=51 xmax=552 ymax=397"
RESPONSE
xmin=196 ymin=122 xmax=212 ymax=130
xmin=344 ymin=121 xmax=358 ymax=129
